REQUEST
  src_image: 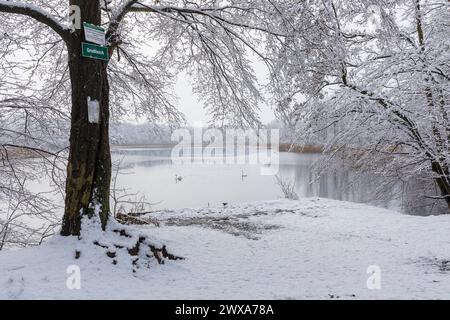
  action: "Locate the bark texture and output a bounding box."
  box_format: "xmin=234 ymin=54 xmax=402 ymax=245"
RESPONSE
xmin=61 ymin=0 xmax=111 ymax=235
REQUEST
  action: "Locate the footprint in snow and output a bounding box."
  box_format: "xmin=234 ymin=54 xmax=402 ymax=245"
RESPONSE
xmin=5 ymin=276 xmax=25 ymax=299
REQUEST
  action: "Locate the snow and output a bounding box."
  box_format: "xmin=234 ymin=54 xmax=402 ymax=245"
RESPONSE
xmin=0 ymin=1 xmax=70 ymax=31
xmin=1 ymin=198 xmax=450 ymax=299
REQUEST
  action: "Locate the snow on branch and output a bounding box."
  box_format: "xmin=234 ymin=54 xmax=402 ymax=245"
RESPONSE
xmin=0 ymin=0 xmax=70 ymax=42
xmin=105 ymin=1 xmax=282 ymax=126
xmin=108 ymin=0 xmax=284 ymax=45
xmin=127 ymin=2 xmax=284 ymax=36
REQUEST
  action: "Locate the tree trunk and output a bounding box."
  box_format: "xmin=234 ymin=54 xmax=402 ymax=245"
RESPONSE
xmin=415 ymin=0 xmax=450 ymax=213
xmin=61 ymin=0 xmax=111 ymax=236
xmin=432 ymin=161 xmax=450 ymax=212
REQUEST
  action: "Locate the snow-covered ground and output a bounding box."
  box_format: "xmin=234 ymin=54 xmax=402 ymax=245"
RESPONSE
xmin=1 ymin=198 xmax=450 ymax=299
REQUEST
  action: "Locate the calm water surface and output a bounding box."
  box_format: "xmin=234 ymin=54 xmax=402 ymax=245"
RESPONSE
xmin=111 ymin=146 xmax=400 ymax=211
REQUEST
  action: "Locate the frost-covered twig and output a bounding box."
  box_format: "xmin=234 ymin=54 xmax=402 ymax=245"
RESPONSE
xmin=275 ymin=174 xmax=299 ymax=200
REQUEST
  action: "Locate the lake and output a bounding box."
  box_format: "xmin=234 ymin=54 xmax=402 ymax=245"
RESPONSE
xmin=111 ymin=146 xmax=401 ymax=211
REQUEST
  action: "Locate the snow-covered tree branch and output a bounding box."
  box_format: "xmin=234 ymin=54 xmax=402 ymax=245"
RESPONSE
xmin=270 ymin=0 xmax=450 ymax=213
xmin=0 ymin=0 xmax=70 ymax=41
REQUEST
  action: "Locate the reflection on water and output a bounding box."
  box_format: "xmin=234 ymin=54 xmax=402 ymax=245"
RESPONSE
xmin=112 ymin=147 xmax=401 ymax=211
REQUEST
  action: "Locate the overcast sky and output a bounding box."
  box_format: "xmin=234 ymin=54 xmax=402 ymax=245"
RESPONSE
xmin=175 ymin=59 xmax=276 ymax=126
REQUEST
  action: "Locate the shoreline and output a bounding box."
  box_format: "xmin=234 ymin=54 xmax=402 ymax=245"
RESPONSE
xmin=112 ymin=143 xmax=324 ymax=154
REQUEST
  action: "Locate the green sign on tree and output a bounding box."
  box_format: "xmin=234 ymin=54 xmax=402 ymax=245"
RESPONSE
xmin=82 ymin=42 xmax=109 ymax=61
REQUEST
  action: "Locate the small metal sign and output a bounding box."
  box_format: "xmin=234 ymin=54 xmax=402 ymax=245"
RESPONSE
xmin=83 ymin=22 xmax=106 ymax=46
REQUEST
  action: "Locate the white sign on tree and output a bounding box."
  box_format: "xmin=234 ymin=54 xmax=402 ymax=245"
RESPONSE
xmin=83 ymin=22 xmax=106 ymax=46
xmin=87 ymin=97 xmax=100 ymax=123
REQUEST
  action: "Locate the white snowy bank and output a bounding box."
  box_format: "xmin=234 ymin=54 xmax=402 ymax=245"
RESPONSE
xmin=1 ymin=198 xmax=450 ymax=299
